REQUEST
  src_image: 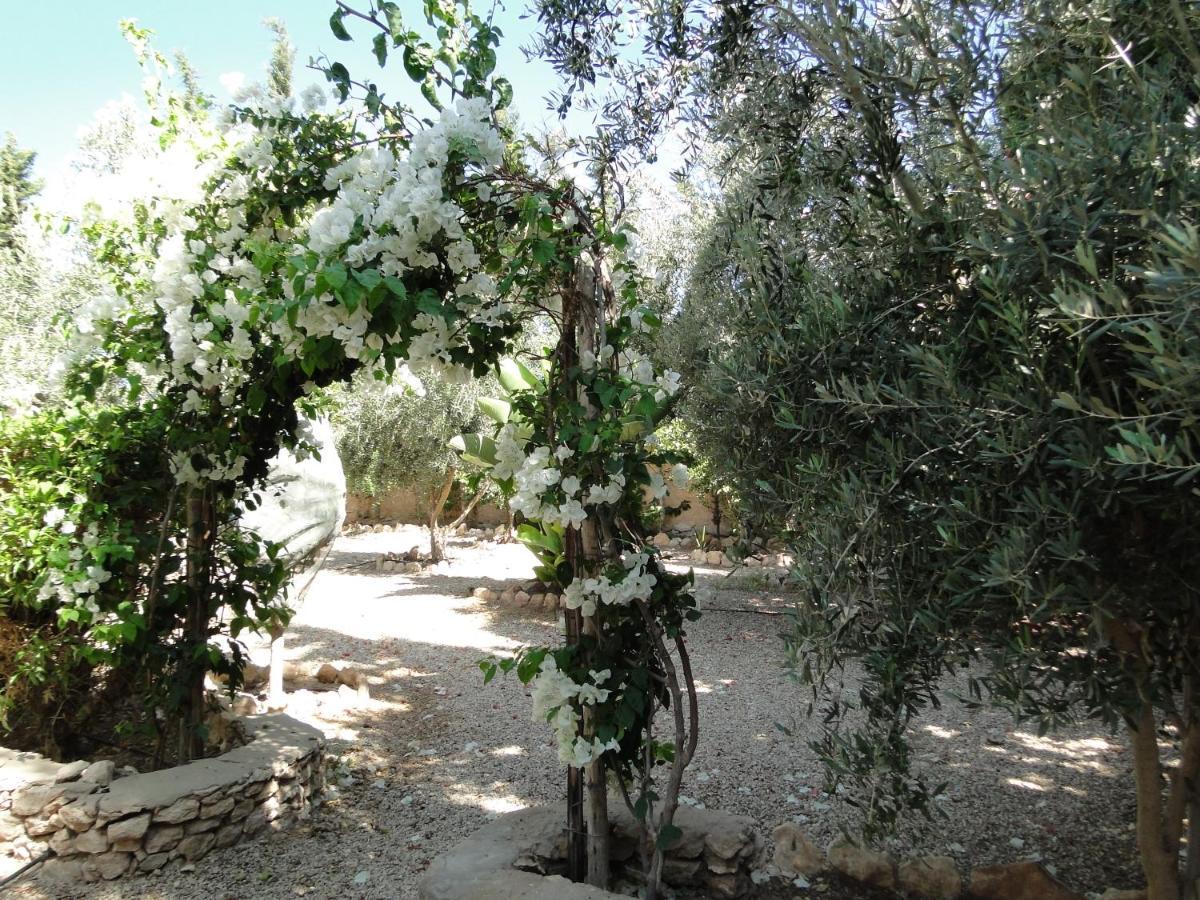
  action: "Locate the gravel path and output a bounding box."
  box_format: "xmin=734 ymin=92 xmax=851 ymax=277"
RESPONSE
xmin=17 ymin=528 xmax=1143 ymax=899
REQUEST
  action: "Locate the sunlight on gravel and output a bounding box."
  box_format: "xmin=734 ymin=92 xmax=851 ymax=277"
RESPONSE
xmin=19 ymin=526 xmax=1143 ymax=900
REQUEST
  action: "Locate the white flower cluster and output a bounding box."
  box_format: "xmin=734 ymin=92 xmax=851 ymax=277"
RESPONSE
xmin=562 ymin=552 xmax=657 ymax=617
xmin=580 ymin=343 xmax=682 ymax=405
xmin=36 ymin=514 xmax=111 ymax=619
xmin=169 ymin=448 xmax=248 ymax=486
xmin=530 ymin=657 xmax=619 ymax=766
xmin=280 ymin=97 xmax=508 ymax=376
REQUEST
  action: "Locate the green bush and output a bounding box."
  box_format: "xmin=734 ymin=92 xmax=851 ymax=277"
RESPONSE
xmin=671 ymin=0 xmax=1200 ymax=893
xmin=0 ymin=402 xmax=284 ymax=760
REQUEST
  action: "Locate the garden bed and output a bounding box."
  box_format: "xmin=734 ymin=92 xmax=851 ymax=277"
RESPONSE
xmin=0 ymin=713 xmax=325 ymax=884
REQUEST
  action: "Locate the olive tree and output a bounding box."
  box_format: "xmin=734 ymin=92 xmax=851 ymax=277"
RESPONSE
xmin=330 ymin=371 xmax=498 ymax=559
xmin=666 ymin=2 xmax=1200 ymax=897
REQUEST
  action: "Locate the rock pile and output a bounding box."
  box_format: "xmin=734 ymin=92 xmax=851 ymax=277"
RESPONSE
xmin=0 ymin=714 xmax=325 ymax=884
xmin=767 ymin=822 xmax=1110 ymax=900
xmin=473 ymin=585 xmax=561 ymax=612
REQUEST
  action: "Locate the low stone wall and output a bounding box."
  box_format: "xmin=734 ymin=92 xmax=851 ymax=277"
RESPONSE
xmin=0 ymin=713 xmax=325 ymax=883
xmin=421 ymin=804 xmax=762 ymax=899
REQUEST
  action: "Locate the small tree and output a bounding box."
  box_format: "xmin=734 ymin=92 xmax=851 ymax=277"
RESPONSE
xmin=331 ymin=371 xmax=496 ymax=559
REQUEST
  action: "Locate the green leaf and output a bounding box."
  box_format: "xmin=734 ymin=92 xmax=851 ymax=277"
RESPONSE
xmin=493 ymin=77 xmax=513 ymax=110
xmin=403 ymin=45 xmax=431 ymax=82
xmin=322 ymin=263 xmax=348 ymax=291
xmin=329 ymin=11 xmax=352 ymax=41
xmin=448 ymin=433 xmax=498 ymax=468
xmin=656 ymin=824 xmax=683 ymax=851
xmin=476 ymin=397 xmax=511 ymax=425
xmin=420 ymin=75 xmax=442 ymax=110
xmin=373 ymin=33 xmax=388 ymax=66
xmin=354 ymin=268 xmax=383 ymax=291
xmin=532 ymin=239 xmax=557 ymax=266
xmin=497 ymin=358 xmax=541 ymax=394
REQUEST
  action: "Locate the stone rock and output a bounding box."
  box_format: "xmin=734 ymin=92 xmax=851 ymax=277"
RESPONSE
xmin=55 ymin=760 xmax=91 ymax=783
xmin=337 ymin=667 xmax=368 ymax=689
xmin=403 ymin=561 xmax=423 ymax=573
xmin=185 ymin=816 xmax=221 ymax=834
xmin=241 ymin=663 xmax=269 ymax=687
xmin=663 ymin=856 xmax=706 ymax=885
xmin=177 ymin=832 xmax=217 ymax=861
xmin=383 ymin=560 xmax=397 ymax=573
xmin=80 ymin=760 xmax=116 ymax=787
xmin=216 ymin=821 xmax=244 ymax=848
xmin=49 ymin=827 xmax=76 ymax=855
xmin=968 ymin=862 xmax=1084 ymax=900
xmin=1099 ymin=891 xmax=1147 ymax=900
xmin=230 ymin=798 xmax=255 ymax=821
xmin=499 ymin=589 xmax=516 ymax=604
xmin=12 ymin=784 xmax=65 ymax=817
xmin=745 ymin=556 xmax=762 ymax=568
xmin=144 ymin=824 xmax=184 ymax=854
xmin=231 ymin=692 xmax=260 ymax=716
xmin=706 ymin=871 xmax=751 ymax=899
xmin=139 ymin=852 xmax=171 ymax=873
xmin=514 ymin=591 xmax=531 ymax=606
xmin=75 ymin=826 xmax=111 ymax=854
xmin=0 ymin=810 xmax=23 ymax=841
xmin=23 ymin=813 xmax=63 ymax=836
xmin=108 ymin=812 xmax=152 ymax=844
xmin=93 ymin=850 xmax=133 ymax=880
xmin=200 ymin=795 xmax=235 ymax=819
xmin=705 ymin=550 xmax=724 ymax=566
xmin=772 ymin=823 xmax=824 ymax=876
xmin=703 ymin=816 xmax=758 ymax=861
xmin=40 ymin=856 xmax=88 ymax=883
xmin=542 ymin=593 xmax=559 ymax=611
xmin=316 ymin=663 xmax=340 ymax=684
xmin=153 ymin=794 xmax=199 ymax=824
xmin=529 ymin=593 xmax=545 ymax=608
xmin=653 ymin=532 xmax=672 ymax=548
xmin=827 ymin=837 xmax=896 ymax=890
xmin=898 ymin=855 xmax=961 ymax=899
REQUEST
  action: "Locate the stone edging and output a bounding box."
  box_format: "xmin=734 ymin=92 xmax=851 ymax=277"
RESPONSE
xmin=0 ymin=713 xmax=325 ymax=883
xmin=420 ymin=804 xmax=761 ymax=900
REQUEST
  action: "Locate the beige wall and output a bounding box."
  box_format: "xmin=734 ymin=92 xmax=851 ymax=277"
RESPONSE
xmin=346 ymin=483 xmax=719 ymax=531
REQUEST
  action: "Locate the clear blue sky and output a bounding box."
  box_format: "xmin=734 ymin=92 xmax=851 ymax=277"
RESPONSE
xmin=0 ymin=1 xmax=576 ymax=182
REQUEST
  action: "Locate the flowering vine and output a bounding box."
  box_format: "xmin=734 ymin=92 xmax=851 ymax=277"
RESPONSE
xmin=7 ymin=2 xmax=702 ymax=893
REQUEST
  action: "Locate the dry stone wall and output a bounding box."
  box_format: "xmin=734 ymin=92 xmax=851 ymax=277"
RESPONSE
xmin=0 ymin=713 xmax=324 ymax=883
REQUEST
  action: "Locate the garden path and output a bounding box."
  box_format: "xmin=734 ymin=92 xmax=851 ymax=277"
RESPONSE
xmin=20 ymin=527 xmax=1142 ymax=899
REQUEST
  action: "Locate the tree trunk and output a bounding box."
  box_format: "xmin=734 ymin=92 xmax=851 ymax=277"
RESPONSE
xmin=182 ymin=487 xmax=211 ymax=764
xmin=1130 ymin=702 xmax=1182 ymax=900
xmin=266 ymin=621 xmax=287 ymax=711
xmin=445 ymin=488 xmax=485 ymax=531
xmin=428 ymin=467 xmax=455 ymax=562
xmin=584 ymin=610 xmax=611 ymax=889
xmin=1186 ymin=791 xmax=1199 ymax=900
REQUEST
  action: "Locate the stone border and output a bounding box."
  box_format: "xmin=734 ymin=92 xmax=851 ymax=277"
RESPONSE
xmin=0 ymin=713 xmax=325 ymax=883
xmin=420 ymin=804 xmax=761 ymax=900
